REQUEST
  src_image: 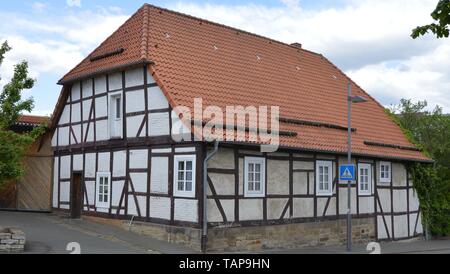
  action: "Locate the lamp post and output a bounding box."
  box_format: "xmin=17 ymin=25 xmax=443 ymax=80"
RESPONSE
xmin=347 ymin=82 xmax=367 ymax=252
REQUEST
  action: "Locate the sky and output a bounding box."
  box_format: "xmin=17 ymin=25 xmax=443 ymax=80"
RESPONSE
xmin=0 ymin=0 xmax=448 ymax=116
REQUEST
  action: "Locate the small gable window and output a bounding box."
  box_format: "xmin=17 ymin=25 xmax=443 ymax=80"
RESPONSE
xmin=379 ymin=162 xmax=391 ymax=184
xmin=244 ymin=157 xmax=266 ymax=198
xmin=109 ymin=91 xmax=123 ymax=138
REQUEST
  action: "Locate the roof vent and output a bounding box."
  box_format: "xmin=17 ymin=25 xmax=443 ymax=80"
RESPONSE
xmin=90 ymin=48 xmax=125 ymax=62
xmin=290 ymin=42 xmax=302 ymax=49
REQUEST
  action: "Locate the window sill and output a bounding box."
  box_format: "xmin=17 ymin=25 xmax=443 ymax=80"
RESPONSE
xmin=316 ymin=192 xmax=333 ymax=197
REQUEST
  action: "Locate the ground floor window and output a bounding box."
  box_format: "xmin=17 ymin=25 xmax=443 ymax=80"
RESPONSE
xmin=96 ymin=172 xmax=111 ymax=208
xmin=316 ymin=160 xmax=333 ymax=196
xmin=358 ymin=163 xmax=372 ymax=196
xmin=173 ymin=155 xmax=196 ymax=198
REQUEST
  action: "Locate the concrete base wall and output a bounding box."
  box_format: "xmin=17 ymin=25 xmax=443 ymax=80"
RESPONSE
xmin=207 ymin=217 xmax=376 ymax=252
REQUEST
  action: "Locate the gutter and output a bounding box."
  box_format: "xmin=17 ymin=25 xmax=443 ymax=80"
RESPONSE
xmin=201 ymin=141 xmax=219 ymax=253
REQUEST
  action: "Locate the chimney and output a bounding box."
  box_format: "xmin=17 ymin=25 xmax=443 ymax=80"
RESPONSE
xmin=290 ymin=42 xmax=302 ymax=49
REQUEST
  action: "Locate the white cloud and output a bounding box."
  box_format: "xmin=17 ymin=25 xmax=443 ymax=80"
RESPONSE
xmin=32 ymin=2 xmax=47 ymax=12
xmin=66 ymin=0 xmax=81 ymax=8
xmin=168 ymin=0 xmax=449 ymax=112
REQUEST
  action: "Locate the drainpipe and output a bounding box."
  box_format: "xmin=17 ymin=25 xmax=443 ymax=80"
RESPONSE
xmin=202 ymin=141 xmax=219 ymax=253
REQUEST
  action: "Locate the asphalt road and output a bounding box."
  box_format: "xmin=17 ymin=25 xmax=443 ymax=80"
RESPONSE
xmin=1 ymin=210 xmax=449 ymax=254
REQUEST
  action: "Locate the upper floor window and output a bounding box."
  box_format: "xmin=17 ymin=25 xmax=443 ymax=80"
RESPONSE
xmin=244 ymin=157 xmax=266 ymax=197
xmin=96 ymin=172 xmax=111 ymax=208
xmin=316 ymin=160 xmax=333 ymax=196
xmin=109 ymin=91 xmax=122 ymax=138
xmin=358 ymin=163 xmax=372 ymax=196
xmin=173 ymin=155 xmax=196 ymax=198
xmin=379 ymin=161 xmax=391 ymax=183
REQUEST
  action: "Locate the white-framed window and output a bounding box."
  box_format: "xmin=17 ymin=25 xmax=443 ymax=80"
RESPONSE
xmin=173 ymin=155 xmax=196 ymax=198
xmin=109 ymin=91 xmax=123 ymax=138
xmin=379 ymin=161 xmax=391 ymax=183
xmin=244 ymin=157 xmax=266 ymax=198
xmin=96 ymin=172 xmax=111 ymax=208
xmin=316 ymin=161 xmax=333 ymax=196
xmin=358 ymin=163 xmax=372 ymax=196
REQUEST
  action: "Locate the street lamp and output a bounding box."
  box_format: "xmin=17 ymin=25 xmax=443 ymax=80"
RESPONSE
xmin=347 ymin=82 xmax=367 ymax=252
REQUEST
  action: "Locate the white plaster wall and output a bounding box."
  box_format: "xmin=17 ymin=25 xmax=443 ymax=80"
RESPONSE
xmin=150 ymin=157 xmax=168 ymax=194
xmin=96 ymin=120 xmax=109 ymax=141
xmin=293 ymin=172 xmax=308 ymax=195
xmin=129 ymin=150 xmax=148 ymax=169
xmin=58 ymin=126 xmax=69 ymax=146
xmin=71 ymin=103 xmax=81 ymax=123
xmin=174 ymin=199 xmax=198 ymax=222
xmin=51 ymin=131 xmax=57 ymax=147
xmin=377 ymin=215 xmax=392 ymax=240
xmin=394 ymin=215 xmax=408 ymax=238
xmin=207 ymin=199 xmax=222 ymax=223
xmin=72 ymin=124 xmax=81 ymax=144
xmin=125 ymin=67 xmax=144 ymax=88
xmin=175 ymin=147 xmax=196 ymax=153
xmin=97 ymin=152 xmax=110 ymax=172
xmin=130 ymin=173 xmax=147 ymax=193
xmin=409 ymin=189 xmax=420 ymax=212
xmin=94 ymin=76 xmax=107 ymax=94
xmin=171 ymin=110 xmax=191 ymax=138
xmin=148 ymin=86 xmax=169 ymax=110
xmin=85 ymin=181 xmax=95 ymax=206
xmin=113 ymin=151 xmax=126 ymax=177
xmin=84 ymin=153 xmax=96 ymax=178
xmin=82 ymin=79 xmax=93 ymax=98
xmin=95 ymin=96 xmax=107 ymax=118
xmin=239 ymin=199 xmax=263 ymax=221
xmin=293 ymin=198 xmax=314 ymax=218
xmin=208 ymin=148 xmax=234 ymax=169
xmin=267 ymin=159 xmax=289 ymax=195
xmin=358 ymin=197 xmax=374 ymax=214
xmin=209 ymin=174 xmax=234 ymax=196
xmin=111 ymin=180 xmax=124 ymax=207
xmin=392 ymin=163 xmax=407 ymax=187
xmin=71 ymin=82 xmax=81 ymax=101
xmin=82 ymin=99 xmax=92 ymax=121
xmin=126 ymin=89 xmax=145 ymax=113
xmin=52 ymin=157 xmax=59 ymax=207
xmin=267 ymin=198 xmax=288 ymax=220
xmin=73 ymin=154 xmax=83 ymax=171
xmin=317 ymin=197 xmax=336 ymax=216
xmin=378 ymin=189 xmax=391 ymax=213
xmin=84 ymin=122 xmax=94 ymax=143
xmin=293 ymin=161 xmax=314 ymax=170
xmin=109 ymin=72 xmax=123 ymax=91
xmin=127 ymin=195 xmax=146 ymax=217
xmin=126 ymin=115 xmax=144 ymax=138
xmin=238 ymin=158 xmax=244 ymax=195
xmin=150 ymin=197 xmax=170 ymax=220
xmin=60 ymin=181 xmax=70 ymax=202
xmin=148 ymin=112 xmax=170 ymax=136
xmin=393 ymin=189 xmax=407 ymax=212
xmin=59 ymin=106 xmax=70 ymax=125
xmin=221 ymin=199 xmax=235 ymax=222
xmin=60 ymin=155 xmax=71 ymax=179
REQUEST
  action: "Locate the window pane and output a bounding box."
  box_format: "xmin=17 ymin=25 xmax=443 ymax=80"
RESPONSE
xmin=255 ymin=172 xmax=260 ymax=182
xmin=178 ymin=181 xmax=184 ymax=191
xmin=249 ymin=163 xmax=254 ymax=172
xmin=115 ymin=97 xmax=121 ymax=119
xmin=186 ymin=181 xmax=192 ymax=191
xmin=249 ymin=172 xmax=254 ymax=182
xmin=319 ymin=166 xmax=323 ymax=176
xmin=104 ymin=194 xmax=108 ymax=203
xmin=248 ymin=182 xmax=254 ymax=191
xmin=100 ymin=177 xmax=103 ymax=186
xmin=178 ymin=171 xmax=184 ymax=181
xmin=255 ymin=182 xmax=260 ymax=191
xmin=255 ymin=164 xmax=261 ymax=172
xmin=99 ymin=194 xmax=103 ymax=202
xmin=178 ymin=161 xmax=184 ymax=171
xmin=104 ymin=185 xmax=108 ymax=194
xmin=186 ymin=171 xmax=192 ymax=181
xmin=104 ymin=177 xmax=108 ymax=185
xmin=319 ymin=182 xmax=324 ymax=190
xmin=186 ymin=161 xmax=192 ymax=171
xmin=99 ymin=186 xmax=103 ymax=194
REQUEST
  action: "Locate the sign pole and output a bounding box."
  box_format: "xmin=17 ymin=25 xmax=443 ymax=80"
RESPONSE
xmin=347 ymin=82 xmax=352 ymax=252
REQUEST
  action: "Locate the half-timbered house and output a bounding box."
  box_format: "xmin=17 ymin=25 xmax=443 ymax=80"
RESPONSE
xmin=49 ymin=4 xmax=431 ymax=251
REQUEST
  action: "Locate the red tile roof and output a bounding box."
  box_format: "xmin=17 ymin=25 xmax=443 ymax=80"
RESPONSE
xmin=57 ymin=4 xmax=430 ymax=162
xmin=17 ymin=115 xmax=49 ymax=126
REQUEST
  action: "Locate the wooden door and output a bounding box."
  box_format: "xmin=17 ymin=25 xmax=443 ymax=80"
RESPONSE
xmin=70 ymin=172 xmax=83 ymax=219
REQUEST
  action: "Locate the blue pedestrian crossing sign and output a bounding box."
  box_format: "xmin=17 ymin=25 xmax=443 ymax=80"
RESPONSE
xmin=339 ymin=165 xmax=355 ymax=181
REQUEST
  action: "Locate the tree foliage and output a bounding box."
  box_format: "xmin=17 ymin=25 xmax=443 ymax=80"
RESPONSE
xmin=412 ymin=0 xmax=450 ymax=39
xmin=0 ymin=41 xmax=44 ymax=187
xmin=388 ymin=99 xmax=450 ymax=236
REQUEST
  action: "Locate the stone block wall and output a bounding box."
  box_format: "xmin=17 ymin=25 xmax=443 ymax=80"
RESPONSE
xmin=207 ymin=217 xmax=375 ymax=252
xmin=0 ymin=227 xmax=26 ymax=253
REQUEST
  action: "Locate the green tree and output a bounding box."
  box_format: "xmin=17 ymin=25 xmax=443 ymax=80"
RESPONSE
xmin=389 ymin=99 xmax=450 ymax=236
xmin=412 ymin=0 xmax=450 ymax=39
xmin=0 ymin=41 xmax=44 ymax=188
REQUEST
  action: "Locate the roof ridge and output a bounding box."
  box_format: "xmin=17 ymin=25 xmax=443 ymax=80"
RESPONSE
xmin=143 ymin=3 xmax=322 ymax=57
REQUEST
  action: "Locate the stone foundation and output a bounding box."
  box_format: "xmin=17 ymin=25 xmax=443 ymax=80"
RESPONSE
xmin=207 ymin=217 xmax=376 ymax=252
xmin=0 ymin=227 xmax=26 ymax=253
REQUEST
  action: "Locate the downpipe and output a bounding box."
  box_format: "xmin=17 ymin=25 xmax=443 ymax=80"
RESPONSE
xmin=201 ymin=141 xmax=219 ymax=253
